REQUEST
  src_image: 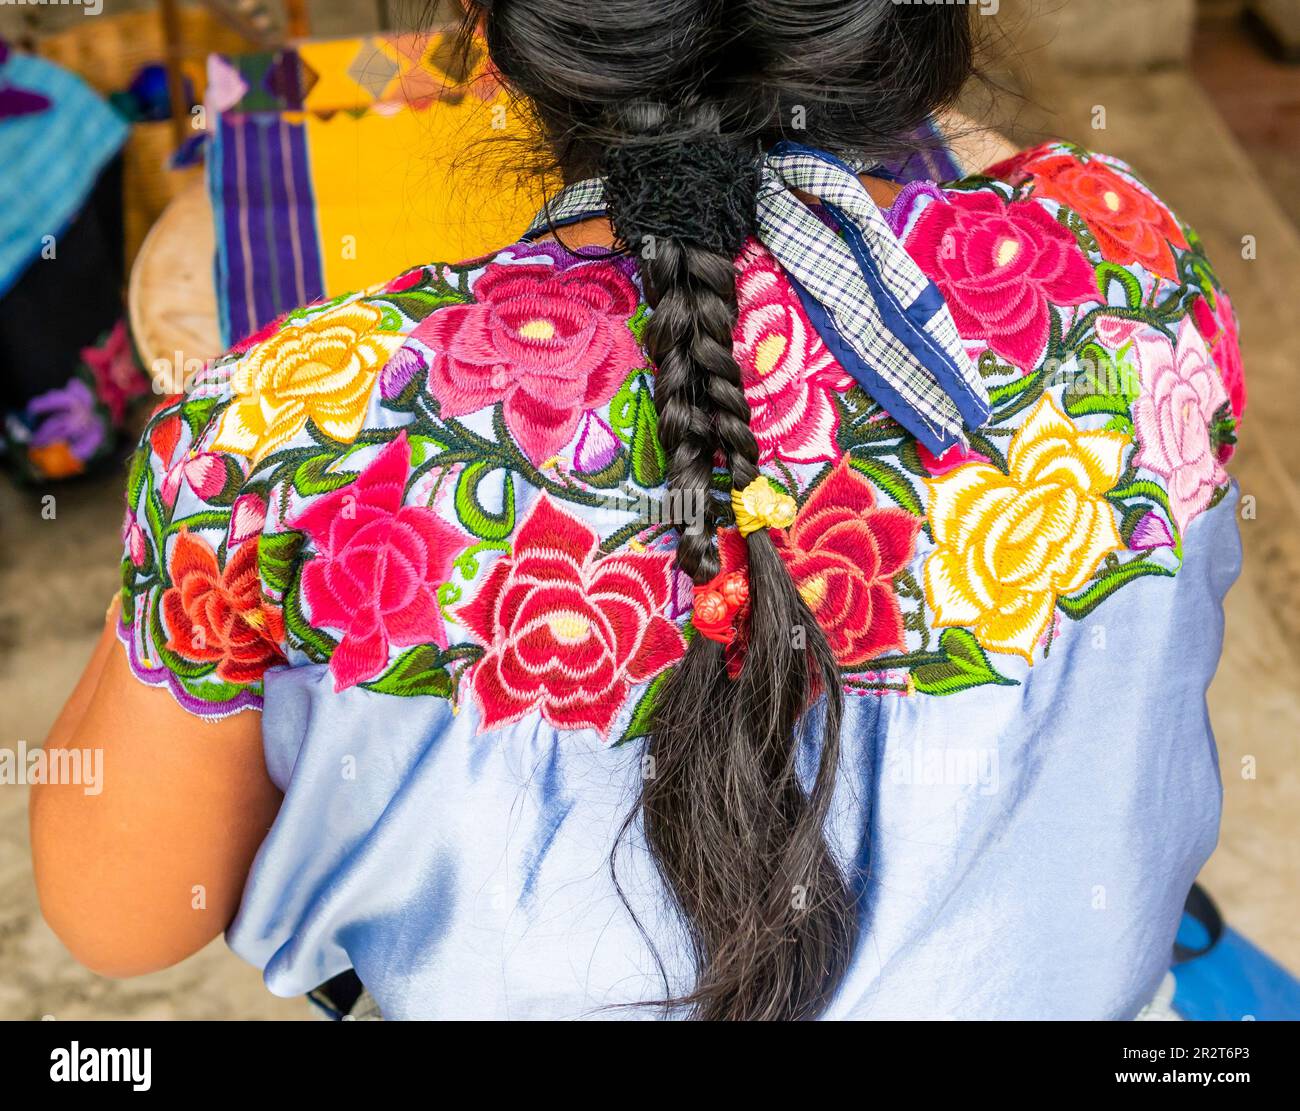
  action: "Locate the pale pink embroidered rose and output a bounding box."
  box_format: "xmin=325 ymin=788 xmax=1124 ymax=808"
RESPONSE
xmin=732 ymin=243 xmax=853 ymax=464
xmin=1129 ymin=317 xmax=1229 ymax=533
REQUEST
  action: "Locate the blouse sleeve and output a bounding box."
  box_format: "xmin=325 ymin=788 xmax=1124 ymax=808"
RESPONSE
xmin=116 ymin=379 xmax=288 ymax=718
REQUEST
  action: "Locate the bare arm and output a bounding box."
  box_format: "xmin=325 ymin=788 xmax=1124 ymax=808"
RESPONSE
xmin=30 ymin=607 xmax=281 ymax=978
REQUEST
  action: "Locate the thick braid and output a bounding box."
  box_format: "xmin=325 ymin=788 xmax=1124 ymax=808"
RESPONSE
xmin=641 ymin=239 xmax=741 ymax=581
xmin=603 ymin=102 xmax=759 ymax=582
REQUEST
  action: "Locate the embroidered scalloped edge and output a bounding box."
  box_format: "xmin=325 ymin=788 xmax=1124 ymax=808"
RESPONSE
xmin=115 ymin=611 xmax=264 ymax=721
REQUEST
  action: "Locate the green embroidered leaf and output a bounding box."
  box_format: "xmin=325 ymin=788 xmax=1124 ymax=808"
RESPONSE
xmin=897 ymin=440 xmax=929 ymax=478
xmin=127 ymin=444 xmax=148 ymax=503
xmin=1095 ymin=261 xmax=1143 ymax=309
xmin=847 ymin=455 xmax=925 ymax=516
xmin=118 ymin=563 xmax=136 ymax=624
xmin=179 ymin=674 xmax=261 ymax=704
xmin=456 ymin=461 xmax=516 ymax=540
xmin=283 ymin=576 xmax=338 ymax=663
xmin=293 ymin=454 xmax=355 ymax=497
xmin=258 ymin=530 xmax=305 ymax=598
xmin=1063 ymin=342 xmax=1137 ymax=419
xmin=407 ymin=433 xmax=451 ymax=467
xmin=608 ymin=375 xmax=640 ymax=442
xmin=182 ymin=396 xmax=219 ymax=440
xmin=630 ymin=385 xmax=665 ymax=488
xmin=370 ymin=288 xmax=470 ymax=323
xmin=1057 ymin=558 xmax=1175 ymax=620
xmin=575 ymin=446 xmax=629 ymax=489
xmin=615 ymin=668 xmax=672 ymax=747
xmin=168 ymin=509 xmax=230 ymax=536
xmin=910 ymin=628 xmax=1017 ymax=696
xmin=362 ymin=645 xmax=454 ymax=699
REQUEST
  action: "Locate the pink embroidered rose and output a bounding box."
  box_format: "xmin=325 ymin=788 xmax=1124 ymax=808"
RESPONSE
xmin=1125 ymin=317 xmax=1229 ymax=533
xmin=293 ymin=431 xmax=467 ymax=691
xmin=733 ymin=242 xmax=852 ymax=464
xmin=148 ymin=412 xmax=233 ymax=508
xmin=905 ymin=190 xmax=1097 ymax=373
xmin=456 ymin=496 xmax=686 ymax=737
xmin=413 ymin=261 xmax=642 ymax=465
xmin=1192 ymin=291 xmax=1245 ymax=420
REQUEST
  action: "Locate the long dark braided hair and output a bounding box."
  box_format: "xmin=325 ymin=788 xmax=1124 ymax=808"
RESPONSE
xmin=459 ymin=0 xmax=974 ymax=1021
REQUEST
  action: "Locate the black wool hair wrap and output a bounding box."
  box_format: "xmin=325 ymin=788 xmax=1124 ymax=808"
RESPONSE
xmin=601 ymin=138 xmax=760 ymax=260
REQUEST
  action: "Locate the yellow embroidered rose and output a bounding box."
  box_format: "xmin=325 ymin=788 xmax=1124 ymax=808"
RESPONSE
xmin=212 ymin=301 xmax=405 ymax=463
xmin=923 ymin=395 xmax=1128 ymax=663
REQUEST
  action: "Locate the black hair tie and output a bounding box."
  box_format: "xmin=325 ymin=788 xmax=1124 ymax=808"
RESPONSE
xmin=602 ymin=137 xmax=759 ymax=259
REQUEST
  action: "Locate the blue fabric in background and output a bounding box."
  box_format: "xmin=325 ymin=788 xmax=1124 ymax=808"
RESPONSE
xmin=0 ymin=53 xmax=129 ymax=297
xmin=1174 ymin=916 xmax=1300 ymax=1021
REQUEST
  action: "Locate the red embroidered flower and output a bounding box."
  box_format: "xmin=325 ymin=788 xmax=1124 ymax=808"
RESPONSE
xmin=1010 ymin=149 xmax=1188 ymax=280
xmin=413 ymin=261 xmax=642 ymax=465
xmin=162 ymin=528 xmax=286 ymax=684
xmin=1192 ymin=291 xmax=1246 ymax=420
xmin=905 ymin=190 xmax=1097 ymax=373
xmin=293 ymin=432 xmax=467 ymax=692
xmin=457 ymin=496 xmax=686 ymax=737
xmin=773 ymin=462 xmax=921 ymax=667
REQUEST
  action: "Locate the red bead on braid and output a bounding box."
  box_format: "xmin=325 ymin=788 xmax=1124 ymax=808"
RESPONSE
xmin=692 ymin=570 xmax=749 ymax=646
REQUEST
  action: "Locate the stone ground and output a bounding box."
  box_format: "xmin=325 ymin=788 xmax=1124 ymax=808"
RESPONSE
xmin=2 ymin=29 xmax=1298 ymax=1018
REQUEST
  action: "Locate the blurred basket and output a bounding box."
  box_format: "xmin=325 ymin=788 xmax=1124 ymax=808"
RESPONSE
xmin=36 ymin=7 xmax=254 ymax=268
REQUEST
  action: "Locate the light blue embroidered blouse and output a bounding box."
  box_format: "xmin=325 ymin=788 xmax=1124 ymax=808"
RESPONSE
xmin=118 ymin=142 xmax=1244 ymax=1018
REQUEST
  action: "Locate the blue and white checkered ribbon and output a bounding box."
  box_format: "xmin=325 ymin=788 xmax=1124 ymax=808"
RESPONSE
xmin=524 ymin=141 xmax=989 ymax=454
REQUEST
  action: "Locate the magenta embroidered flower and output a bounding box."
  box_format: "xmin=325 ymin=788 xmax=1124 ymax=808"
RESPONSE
xmin=905 ymin=190 xmax=1098 ymax=372
xmin=293 ymin=431 xmax=467 ymax=691
xmin=573 ymin=410 xmax=620 ymax=473
xmin=1192 ymin=291 xmax=1245 ymax=420
xmin=1127 ymin=317 xmax=1229 ymax=533
xmin=917 ymin=441 xmax=991 ymax=477
xmin=412 ymin=261 xmax=642 ymax=465
xmin=733 ymin=242 xmax=852 ymax=464
xmin=1130 ymin=510 xmax=1174 ymax=551
xmin=378 ymin=346 xmax=428 ymax=400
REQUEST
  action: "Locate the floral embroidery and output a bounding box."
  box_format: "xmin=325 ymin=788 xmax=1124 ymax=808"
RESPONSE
xmin=456 ymin=496 xmax=686 ymax=736
xmin=733 ymin=241 xmax=852 ymax=464
xmin=923 ymin=395 xmax=1128 ymax=662
xmin=412 ymin=260 xmax=642 ymax=465
xmin=162 ymin=528 xmax=286 ymax=683
xmin=997 ymin=147 xmax=1189 ymax=281
xmin=116 ymin=142 xmax=1243 ymax=726
xmin=1193 ymin=290 xmax=1246 ymax=421
xmin=905 ymin=190 xmax=1097 ymax=372
xmin=776 ymin=462 xmax=920 ymax=667
xmin=1122 ymin=317 xmax=1229 ymax=533
xmin=295 ymin=432 xmax=467 ymax=692
xmin=212 ymin=301 xmax=405 ymax=464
